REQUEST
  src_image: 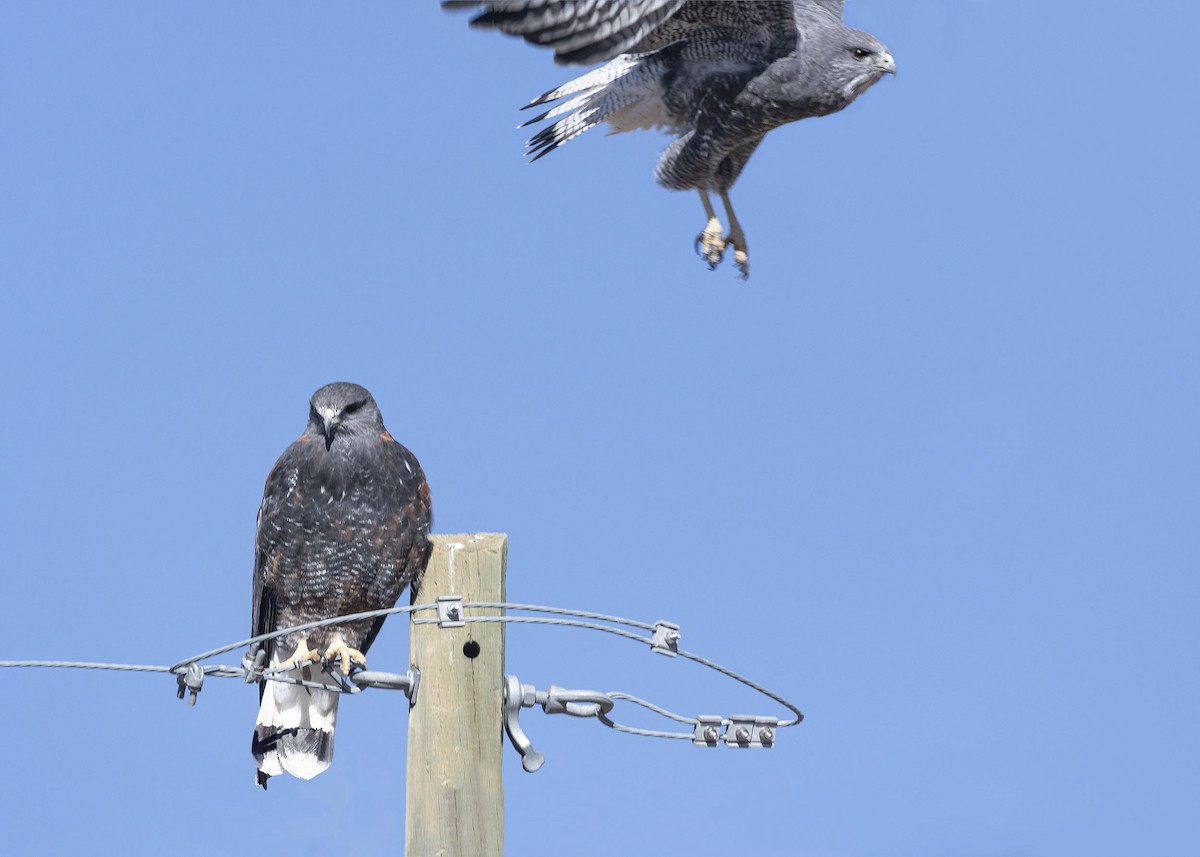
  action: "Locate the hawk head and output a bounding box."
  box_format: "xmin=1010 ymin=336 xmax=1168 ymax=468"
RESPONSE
xmin=827 ymin=29 xmax=896 ymax=100
xmin=764 ymin=23 xmax=895 ymax=116
xmin=307 ymin=382 xmax=384 ymax=451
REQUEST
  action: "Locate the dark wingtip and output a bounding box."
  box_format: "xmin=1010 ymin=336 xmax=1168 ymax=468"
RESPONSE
xmin=526 ymin=124 xmax=558 ymax=148
xmin=518 ymin=107 xmax=554 ymax=129
xmin=525 ymin=127 xmax=563 ymax=161
xmin=522 ymin=87 xmax=560 ymax=110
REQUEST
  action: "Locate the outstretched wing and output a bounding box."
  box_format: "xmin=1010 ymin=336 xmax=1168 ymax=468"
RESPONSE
xmin=444 ymin=0 xmax=687 ymax=65
xmin=446 ymin=1 xmax=808 ymax=66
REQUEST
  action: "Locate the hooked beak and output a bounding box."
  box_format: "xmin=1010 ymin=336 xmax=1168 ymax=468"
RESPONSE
xmin=877 ymin=51 xmax=896 ymax=76
xmin=320 ymin=407 xmax=340 ymax=450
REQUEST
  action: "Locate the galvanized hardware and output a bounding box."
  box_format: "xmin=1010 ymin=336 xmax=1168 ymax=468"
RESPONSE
xmin=5 ymin=600 xmax=804 ymax=753
xmin=436 ymin=595 xmax=466 ymax=628
xmin=650 ymin=620 xmax=681 ymax=657
xmin=541 ymin=685 xmax=614 ymax=718
xmin=352 ymin=667 xmax=420 ymax=704
xmin=693 ymin=715 xmax=724 ymax=746
xmin=723 ymin=715 xmax=779 ymax=748
xmin=241 ymin=647 xmax=266 ymax=684
xmin=502 ymin=674 xmax=545 ymax=773
xmin=175 ymin=662 xmax=204 ymax=705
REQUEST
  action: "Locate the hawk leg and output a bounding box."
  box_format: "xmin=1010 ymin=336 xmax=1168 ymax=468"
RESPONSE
xmin=719 ymin=190 xmax=749 ymax=279
xmin=325 ymin=636 xmax=367 ymax=676
xmin=695 ymin=191 xmax=727 ymax=269
xmin=277 ymin=638 xmax=320 ymax=671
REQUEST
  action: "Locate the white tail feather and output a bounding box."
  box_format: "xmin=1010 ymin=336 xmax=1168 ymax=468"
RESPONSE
xmin=526 ymin=50 xmax=677 ymax=160
xmin=528 ymin=56 xmax=639 ymax=107
xmin=256 ymin=676 xmax=339 ymax=732
xmin=253 ymin=654 xmax=341 ymax=784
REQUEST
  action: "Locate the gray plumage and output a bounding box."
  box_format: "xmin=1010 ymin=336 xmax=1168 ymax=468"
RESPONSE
xmin=250 ymin=382 xmax=431 ymax=788
xmin=445 ymin=0 xmax=894 ymax=276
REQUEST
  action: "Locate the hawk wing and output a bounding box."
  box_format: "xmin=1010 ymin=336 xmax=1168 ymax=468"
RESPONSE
xmin=445 ymin=1 xmax=827 ymax=65
xmin=445 ymin=0 xmax=688 ymax=65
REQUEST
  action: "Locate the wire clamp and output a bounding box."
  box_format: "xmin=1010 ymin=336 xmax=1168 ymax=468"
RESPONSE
xmin=175 ymin=662 xmax=205 ymax=706
xmin=693 ymin=715 xmax=724 ymax=746
xmin=650 ymin=620 xmax=680 ymax=657
xmin=241 ymin=647 xmax=266 ymax=684
xmin=436 ymin=595 xmax=466 ymax=628
xmin=724 ymin=715 xmax=779 ymax=748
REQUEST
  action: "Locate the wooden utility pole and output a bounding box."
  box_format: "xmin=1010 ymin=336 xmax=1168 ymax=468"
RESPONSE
xmin=406 ymin=533 xmax=507 ymax=857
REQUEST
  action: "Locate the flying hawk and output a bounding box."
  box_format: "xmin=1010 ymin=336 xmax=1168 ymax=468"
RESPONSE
xmin=250 ymin=382 xmax=432 ymax=788
xmin=445 ymin=0 xmax=895 ymax=277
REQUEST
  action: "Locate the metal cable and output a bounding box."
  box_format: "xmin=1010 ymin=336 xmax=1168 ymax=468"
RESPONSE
xmin=0 ymin=601 xmax=802 ymax=747
xmin=456 ymin=602 xmax=658 ymax=631
xmin=412 ymin=614 xmax=654 ymax=647
xmin=594 ymin=691 xmax=698 ymax=739
xmin=414 ymin=607 xmax=804 ymax=728
xmin=168 ymin=603 xmax=436 ymax=672
xmin=0 ymin=660 xmax=170 ymax=673
xmin=677 ymin=647 xmax=803 ymax=728
xmin=605 ymin=691 xmax=698 ymax=726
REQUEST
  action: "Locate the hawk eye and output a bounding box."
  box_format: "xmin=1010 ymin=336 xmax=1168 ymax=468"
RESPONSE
xmin=852 ymin=48 xmax=872 ymax=60
xmin=342 ymin=401 xmax=363 ymax=416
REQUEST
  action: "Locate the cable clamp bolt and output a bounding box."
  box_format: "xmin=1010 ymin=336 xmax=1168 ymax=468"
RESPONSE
xmin=436 ymin=595 xmax=466 ymax=628
xmin=723 ymin=715 xmax=779 ymax=748
xmin=693 ymin=715 xmax=724 ymax=746
xmin=650 ymin=620 xmax=681 ymax=657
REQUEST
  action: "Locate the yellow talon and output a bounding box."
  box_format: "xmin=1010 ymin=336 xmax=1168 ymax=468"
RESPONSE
xmin=719 ymin=190 xmax=749 ymax=278
xmin=325 ymin=640 xmax=367 ymax=676
xmin=700 ymin=217 xmax=727 ymax=267
xmin=277 ymin=638 xmax=320 ymax=670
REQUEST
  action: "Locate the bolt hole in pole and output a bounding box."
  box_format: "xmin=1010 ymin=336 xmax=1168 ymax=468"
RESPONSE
xmin=462 ymin=640 xmax=481 ymax=659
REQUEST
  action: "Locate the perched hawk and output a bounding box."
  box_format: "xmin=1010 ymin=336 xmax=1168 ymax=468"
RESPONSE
xmin=445 ymin=0 xmax=895 ymax=276
xmin=250 ymin=382 xmax=432 ymax=788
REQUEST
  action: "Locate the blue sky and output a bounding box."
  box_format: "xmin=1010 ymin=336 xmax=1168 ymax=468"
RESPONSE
xmin=2 ymin=1 xmax=1198 ymax=854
